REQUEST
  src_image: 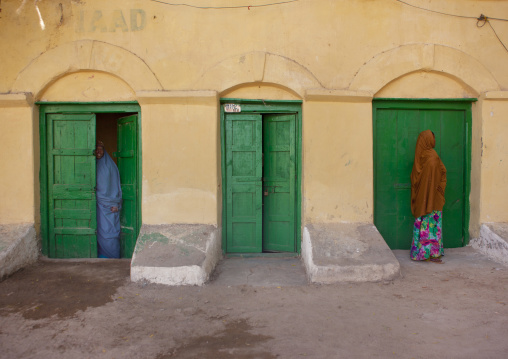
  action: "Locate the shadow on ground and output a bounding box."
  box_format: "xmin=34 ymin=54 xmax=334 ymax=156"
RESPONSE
xmin=0 ymin=259 xmax=130 ymax=320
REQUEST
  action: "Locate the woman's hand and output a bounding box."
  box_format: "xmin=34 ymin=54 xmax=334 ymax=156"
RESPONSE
xmin=111 ymin=207 xmax=119 ymax=213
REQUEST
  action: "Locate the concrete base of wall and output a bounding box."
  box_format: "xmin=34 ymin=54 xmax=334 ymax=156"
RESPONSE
xmin=302 ymin=223 xmax=401 ymax=283
xmin=0 ymin=224 xmax=38 ymax=280
xmin=470 ymin=223 xmax=508 ymax=266
xmin=130 ymin=224 xmax=222 ymax=286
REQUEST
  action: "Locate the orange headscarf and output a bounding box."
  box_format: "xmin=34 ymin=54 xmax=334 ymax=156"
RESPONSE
xmin=410 ymin=130 xmax=447 ymax=218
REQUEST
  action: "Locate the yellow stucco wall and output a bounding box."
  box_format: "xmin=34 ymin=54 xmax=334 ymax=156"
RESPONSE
xmin=303 ymin=100 xmax=373 ymax=223
xmin=1 ymin=0 xmax=508 ymax=237
xmin=0 ymin=98 xmax=35 ymax=224
xmin=480 ymin=96 xmax=508 ymax=223
xmin=139 ymin=95 xmax=219 ymax=225
xmin=2 ymin=0 xmax=506 ymax=94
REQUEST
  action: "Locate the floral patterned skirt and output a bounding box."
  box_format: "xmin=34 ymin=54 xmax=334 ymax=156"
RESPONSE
xmin=410 ymin=210 xmax=444 ymax=261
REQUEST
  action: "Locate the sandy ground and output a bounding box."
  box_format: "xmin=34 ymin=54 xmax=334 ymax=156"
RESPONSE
xmin=0 ymin=247 xmax=507 ymax=359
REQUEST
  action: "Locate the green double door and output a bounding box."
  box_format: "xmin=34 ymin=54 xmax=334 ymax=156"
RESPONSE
xmin=225 ymin=113 xmax=297 ymax=253
xmin=373 ymin=100 xmax=471 ymax=249
xmin=44 ymin=112 xmax=138 ymax=258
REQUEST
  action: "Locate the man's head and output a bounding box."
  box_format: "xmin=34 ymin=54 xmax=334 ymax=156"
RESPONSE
xmin=95 ymin=140 xmax=105 ymax=159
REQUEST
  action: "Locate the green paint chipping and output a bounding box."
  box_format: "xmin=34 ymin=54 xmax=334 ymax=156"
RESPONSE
xmin=178 ymin=245 xmax=191 ymax=256
xmin=139 ymin=233 xmax=169 ymax=248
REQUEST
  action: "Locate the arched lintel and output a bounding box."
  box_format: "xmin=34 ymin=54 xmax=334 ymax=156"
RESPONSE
xmin=220 ymin=81 xmax=302 ymax=100
xmin=13 ymin=40 xmax=162 ymax=99
xmin=38 ymin=69 xmax=138 ymax=102
xmin=195 ymin=51 xmax=322 ymax=98
xmin=350 ymin=44 xmax=500 ymax=96
xmin=374 ymin=69 xmax=479 ymax=98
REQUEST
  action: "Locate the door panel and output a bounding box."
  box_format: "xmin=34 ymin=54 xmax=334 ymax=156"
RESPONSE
xmin=438 ymin=110 xmax=465 ymax=248
xmin=114 ymin=114 xmax=138 ymax=258
xmin=47 ymin=113 xmax=97 ymax=258
xmin=226 ymin=114 xmax=263 ymax=253
xmin=224 ymin=112 xmax=297 ymax=253
xmin=263 ymin=114 xmax=296 ymax=252
xmin=374 ymin=105 xmax=467 ymax=249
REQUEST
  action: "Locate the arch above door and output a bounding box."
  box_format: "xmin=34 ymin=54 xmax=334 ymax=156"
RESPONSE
xmin=13 ymin=40 xmax=162 ymax=97
xmin=350 ymin=44 xmax=500 ymax=95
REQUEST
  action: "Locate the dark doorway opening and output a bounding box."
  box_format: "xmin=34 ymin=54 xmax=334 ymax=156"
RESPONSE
xmin=97 ymin=113 xmax=121 ymax=165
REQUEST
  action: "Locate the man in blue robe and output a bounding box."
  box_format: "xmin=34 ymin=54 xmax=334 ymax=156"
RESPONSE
xmin=95 ymin=141 xmax=122 ymax=258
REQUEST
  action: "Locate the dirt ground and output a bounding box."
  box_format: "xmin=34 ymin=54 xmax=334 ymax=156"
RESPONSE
xmin=1 ymin=248 xmax=507 ymax=359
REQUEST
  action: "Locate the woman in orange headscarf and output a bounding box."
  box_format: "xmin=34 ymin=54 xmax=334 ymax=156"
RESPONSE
xmin=410 ymin=130 xmax=447 ymax=263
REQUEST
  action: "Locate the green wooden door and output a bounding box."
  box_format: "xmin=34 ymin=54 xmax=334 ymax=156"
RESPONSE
xmin=114 ymin=115 xmax=138 ymax=258
xmin=374 ymin=101 xmax=470 ymax=249
xmin=47 ymin=113 xmax=97 ymax=258
xmin=262 ymin=114 xmax=296 ymax=252
xmin=226 ymin=114 xmax=263 ymax=253
xmin=225 ymin=113 xmax=297 ymax=253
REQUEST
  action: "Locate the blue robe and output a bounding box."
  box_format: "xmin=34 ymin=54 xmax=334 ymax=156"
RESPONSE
xmin=96 ymin=151 xmax=122 ymax=258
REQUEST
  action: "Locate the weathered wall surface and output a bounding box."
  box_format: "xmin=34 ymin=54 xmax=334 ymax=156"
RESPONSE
xmin=138 ymin=93 xmax=220 ymax=225
xmin=303 ymin=99 xmax=373 ymax=224
xmin=0 ymin=95 xmax=35 ymax=224
xmin=480 ymin=94 xmax=508 ymax=223
xmin=3 ymin=0 xmax=507 ymax=94
xmin=1 ymin=0 xmax=508 ymax=238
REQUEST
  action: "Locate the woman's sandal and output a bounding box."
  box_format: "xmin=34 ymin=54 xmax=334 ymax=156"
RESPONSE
xmin=429 ymin=257 xmax=443 ymax=263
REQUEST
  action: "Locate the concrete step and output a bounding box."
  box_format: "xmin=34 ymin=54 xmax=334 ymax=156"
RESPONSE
xmin=470 ymin=223 xmax=508 ymax=266
xmin=302 ymin=223 xmax=401 ymax=283
xmin=0 ymin=224 xmax=38 ymax=280
xmin=130 ymin=224 xmax=222 ymax=286
xmin=131 ymin=222 xmax=402 ymax=286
